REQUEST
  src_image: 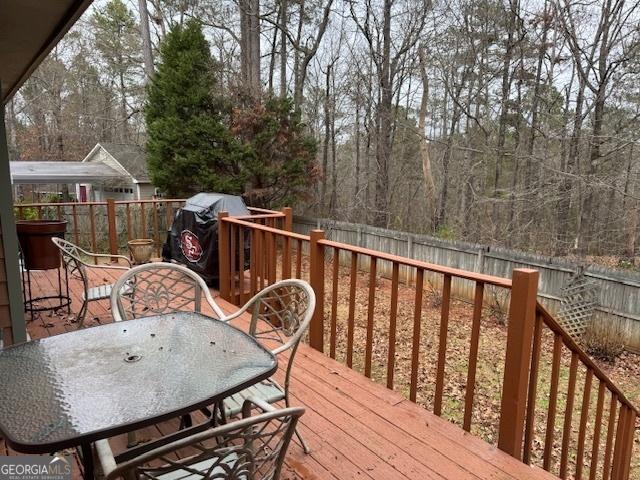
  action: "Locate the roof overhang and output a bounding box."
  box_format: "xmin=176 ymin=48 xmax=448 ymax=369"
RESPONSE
xmin=1 ymin=0 xmax=94 ymax=105
xmin=10 ymin=161 xmax=127 ymax=184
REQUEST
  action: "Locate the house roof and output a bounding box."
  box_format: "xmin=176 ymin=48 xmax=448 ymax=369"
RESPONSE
xmin=97 ymin=143 xmax=151 ymax=183
xmin=1 ymin=0 xmax=93 ymax=104
xmin=10 ymin=161 xmax=125 ymax=184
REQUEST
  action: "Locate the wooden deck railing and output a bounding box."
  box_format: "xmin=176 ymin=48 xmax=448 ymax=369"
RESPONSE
xmin=13 ymin=200 xmax=638 ymax=478
xmin=216 ymin=211 xmax=639 ymax=480
xmin=15 ymin=199 xmax=200 ymax=263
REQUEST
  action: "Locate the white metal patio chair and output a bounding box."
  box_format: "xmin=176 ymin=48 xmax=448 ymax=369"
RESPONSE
xmin=218 ymin=279 xmax=315 ymax=454
xmin=93 ymin=398 xmax=304 ymax=480
xmin=52 ymin=238 xmax=132 ymax=329
xmin=110 ymin=262 xmax=225 ymax=321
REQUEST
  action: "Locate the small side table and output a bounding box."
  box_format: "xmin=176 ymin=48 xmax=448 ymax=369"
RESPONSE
xmin=20 ymin=249 xmax=71 ymax=320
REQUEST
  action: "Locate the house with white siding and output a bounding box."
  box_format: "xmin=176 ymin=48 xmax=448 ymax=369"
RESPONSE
xmin=80 ymin=143 xmax=157 ymax=201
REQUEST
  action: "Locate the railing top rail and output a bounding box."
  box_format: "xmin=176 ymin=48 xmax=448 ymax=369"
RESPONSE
xmin=233 ymin=213 xmax=286 ymax=220
xmin=536 ymin=303 xmax=639 ymax=414
xmin=113 ymin=198 xmax=187 ymax=205
xmin=247 ymin=206 xmax=282 ymax=214
xmin=222 ymin=216 xmax=310 ymax=241
xmin=319 ymin=238 xmax=513 ymax=288
xmin=16 ymin=201 xmax=108 ymax=207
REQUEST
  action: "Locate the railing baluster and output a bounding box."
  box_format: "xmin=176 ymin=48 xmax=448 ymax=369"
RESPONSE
xmin=230 ymin=224 xmax=237 ymax=300
xmin=602 ymin=394 xmax=618 ymax=480
xmin=589 ymin=381 xmax=606 ymax=480
xmin=523 ymin=313 xmax=543 ymax=464
xmin=72 ymin=204 xmax=80 ymax=246
xmin=386 ymin=263 xmax=399 ymax=389
xmin=611 ymin=404 xmax=629 ymax=480
xmin=330 ymin=248 xmax=339 ymax=359
xmin=364 ymin=258 xmax=377 ymax=378
xmin=409 ymin=269 xmax=424 ymax=402
xmin=296 ymin=239 xmax=302 ymax=279
xmin=543 ymin=333 xmax=563 ymax=471
xmin=434 ymin=274 xmax=452 ymax=416
xmin=250 ymin=230 xmax=257 ymax=298
xmin=126 ymin=203 xmax=132 ymax=242
xmin=464 ymin=281 xmax=484 ymax=432
xmin=239 ymin=227 xmax=246 ymax=304
xmin=622 ymin=409 xmax=636 ymax=479
xmin=575 ymin=369 xmax=593 ymax=480
xmin=18 ymin=206 xmax=24 ymax=220
xmin=89 ymin=204 xmax=97 ymax=264
xmin=269 ymin=223 xmax=277 ymax=285
xmin=56 ymin=205 xmax=62 ymax=221
xmin=611 ymin=405 xmax=628 ymax=480
xmin=217 ymin=213 xmax=230 ymax=301
xmin=152 ymin=200 xmax=160 ymax=257
xmin=346 ymin=253 xmax=358 ymax=368
xmin=140 ymin=202 xmax=146 ymax=238
xmin=560 ymin=352 xmax=579 ymax=479
xmin=165 ymin=201 xmax=173 ymax=233
xmin=258 ymin=227 xmax=265 ymax=290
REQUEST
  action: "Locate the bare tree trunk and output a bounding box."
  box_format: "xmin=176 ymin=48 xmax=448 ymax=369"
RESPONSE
xmin=418 ymin=46 xmax=435 ymax=227
xmin=138 ymin=0 xmax=155 ymax=80
xmin=239 ymin=0 xmax=261 ymax=99
xmin=279 ymin=0 xmax=287 ymax=98
xmin=373 ymin=0 xmax=393 ymax=228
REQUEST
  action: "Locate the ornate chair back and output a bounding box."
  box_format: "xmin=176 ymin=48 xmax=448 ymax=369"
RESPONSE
xmin=111 ymin=262 xmax=225 ymax=321
xmin=97 ymin=400 xmax=304 ymax=480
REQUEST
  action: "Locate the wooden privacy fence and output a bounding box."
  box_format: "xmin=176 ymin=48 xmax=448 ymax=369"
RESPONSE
xmin=217 ymin=211 xmax=638 ymax=480
xmin=293 ymin=216 xmax=640 ymax=352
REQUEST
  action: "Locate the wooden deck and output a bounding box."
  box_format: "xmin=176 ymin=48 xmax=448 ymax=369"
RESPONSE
xmin=1 ymin=264 xmax=560 ymax=480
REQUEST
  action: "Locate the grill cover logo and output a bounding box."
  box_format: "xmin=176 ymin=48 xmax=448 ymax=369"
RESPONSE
xmin=180 ymin=230 xmax=203 ymax=262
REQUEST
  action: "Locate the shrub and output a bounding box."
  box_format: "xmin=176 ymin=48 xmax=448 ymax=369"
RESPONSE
xmin=582 ymin=319 xmax=625 ymax=362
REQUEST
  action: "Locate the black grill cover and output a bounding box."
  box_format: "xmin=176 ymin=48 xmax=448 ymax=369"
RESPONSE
xmin=163 ymin=193 xmax=250 ymax=286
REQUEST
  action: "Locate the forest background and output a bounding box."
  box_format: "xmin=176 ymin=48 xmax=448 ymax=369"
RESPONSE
xmin=6 ymin=0 xmax=640 ymax=260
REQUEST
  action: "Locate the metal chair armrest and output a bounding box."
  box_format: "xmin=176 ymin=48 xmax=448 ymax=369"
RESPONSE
xmin=88 ymin=262 xmax=131 ymax=272
xmin=85 ymin=253 xmax=132 ymax=268
xmin=241 ymin=396 xmax=277 ymax=418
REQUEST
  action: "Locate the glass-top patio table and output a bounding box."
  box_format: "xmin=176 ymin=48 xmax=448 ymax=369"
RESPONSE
xmin=0 ymin=312 xmax=277 ymax=479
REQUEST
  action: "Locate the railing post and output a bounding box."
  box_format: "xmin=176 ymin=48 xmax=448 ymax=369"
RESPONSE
xmin=282 ymin=207 xmax=293 ymax=231
xmin=218 ymin=211 xmax=231 ymax=302
xmin=106 ymin=199 xmax=118 ymax=262
xmin=498 ymin=268 xmax=539 ymax=460
xmin=282 ymin=208 xmax=293 ymax=279
xmin=309 ymin=229 xmax=325 ymax=353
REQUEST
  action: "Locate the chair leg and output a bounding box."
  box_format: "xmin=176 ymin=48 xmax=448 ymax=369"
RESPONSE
xmin=126 ymin=431 xmax=138 ymax=448
xmin=295 ymin=427 xmax=311 ymax=454
xmin=284 ymin=390 xmax=310 ymax=454
xmin=77 ymin=299 xmax=88 ymax=329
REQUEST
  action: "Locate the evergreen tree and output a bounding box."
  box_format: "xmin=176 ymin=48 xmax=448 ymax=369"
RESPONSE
xmin=145 ymin=20 xmax=245 ymax=197
xmin=233 ymin=97 xmax=318 ymax=207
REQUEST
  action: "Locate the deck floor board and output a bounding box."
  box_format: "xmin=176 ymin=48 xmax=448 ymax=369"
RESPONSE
xmin=2 ymin=265 xmax=558 ymax=480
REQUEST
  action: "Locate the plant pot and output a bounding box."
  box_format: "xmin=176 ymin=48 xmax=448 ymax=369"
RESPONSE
xmin=16 ymin=220 xmax=67 ymax=270
xmin=128 ymin=239 xmax=154 ymax=264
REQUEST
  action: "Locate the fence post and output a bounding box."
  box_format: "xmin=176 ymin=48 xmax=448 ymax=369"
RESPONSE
xmin=309 ymin=229 xmax=325 ymax=352
xmin=106 ymin=199 xmax=118 ymax=262
xmin=498 ymin=268 xmax=539 ymax=460
xmin=218 ymin=211 xmax=231 ymax=302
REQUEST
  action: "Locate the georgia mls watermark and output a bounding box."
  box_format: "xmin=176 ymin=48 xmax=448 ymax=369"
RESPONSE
xmin=0 ymin=455 xmax=72 ymax=480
